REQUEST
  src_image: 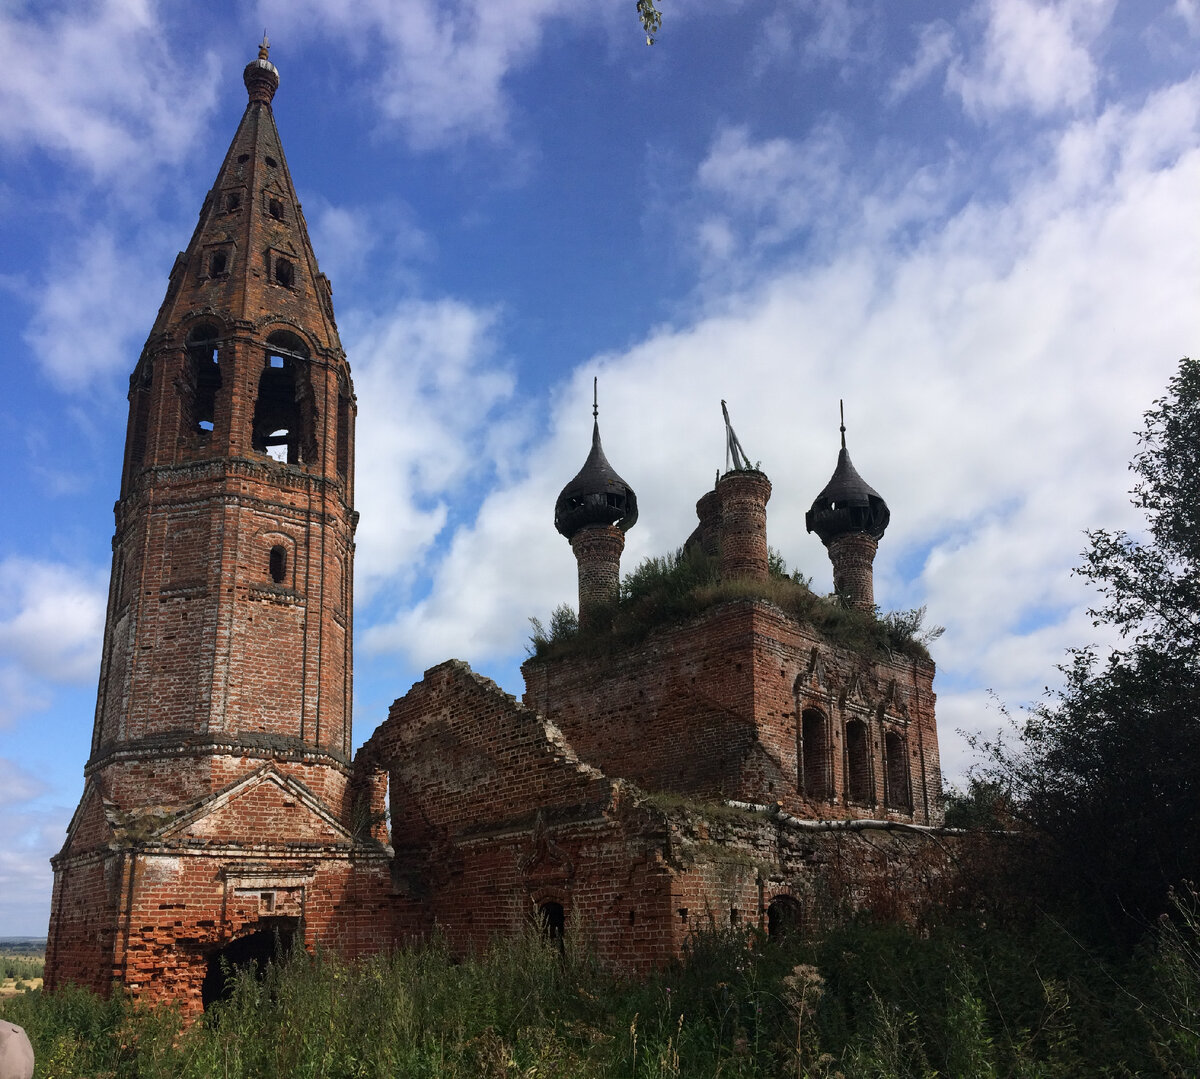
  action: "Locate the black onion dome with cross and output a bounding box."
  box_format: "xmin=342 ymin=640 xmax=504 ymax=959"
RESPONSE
xmin=805 ymin=403 xmax=890 ymax=546
xmin=554 ymin=380 xmax=638 ymax=540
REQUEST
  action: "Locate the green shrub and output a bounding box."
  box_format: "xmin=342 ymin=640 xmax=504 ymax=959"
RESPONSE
xmin=529 ymin=545 xmax=939 ymax=664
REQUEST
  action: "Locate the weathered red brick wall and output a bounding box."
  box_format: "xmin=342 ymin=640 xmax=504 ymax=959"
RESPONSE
xmin=522 ymin=600 xmax=941 ymax=825
xmin=359 ymin=663 xmax=692 ymax=968
xmin=659 ymin=803 xmax=965 ymax=949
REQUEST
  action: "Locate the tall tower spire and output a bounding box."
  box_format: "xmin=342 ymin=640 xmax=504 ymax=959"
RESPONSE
xmin=47 ymin=44 xmax=374 ymax=1009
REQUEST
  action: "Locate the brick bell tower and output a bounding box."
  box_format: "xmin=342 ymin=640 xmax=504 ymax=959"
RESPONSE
xmin=46 ymin=42 xmax=387 ymax=1009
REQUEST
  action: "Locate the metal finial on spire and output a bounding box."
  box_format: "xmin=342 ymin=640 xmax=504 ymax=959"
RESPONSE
xmin=259 ymin=32 xmax=270 ymax=60
xmin=839 ymin=399 xmax=846 ymax=450
xmin=593 ymin=376 xmax=598 ymax=420
xmin=721 ymin=399 xmax=752 ymax=472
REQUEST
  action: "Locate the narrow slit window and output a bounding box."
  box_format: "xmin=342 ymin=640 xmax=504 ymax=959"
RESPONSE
xmin=268 ymin=198 xmax=284 ymax=220
xmin=269 ymin=545 xmax=287 ymax=584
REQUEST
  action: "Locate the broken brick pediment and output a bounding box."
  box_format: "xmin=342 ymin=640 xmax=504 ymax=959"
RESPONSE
xmin=159 ymin=765 xmax=352 ymax=846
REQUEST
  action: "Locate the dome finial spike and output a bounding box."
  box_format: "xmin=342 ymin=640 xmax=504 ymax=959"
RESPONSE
xmin=259 ymin=31 xmax=270 ymax=60
xmin=593 ymin=376 xmax=598 ymax=420
xmin=839 ymin=398 xmax=846 ymax=450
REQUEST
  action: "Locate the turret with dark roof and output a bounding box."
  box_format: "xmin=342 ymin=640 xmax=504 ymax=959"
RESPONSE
xmin=806 ymin=406 xmax=889 ymax=611
xmin=556 ymin=382 xmax=636 ymax=627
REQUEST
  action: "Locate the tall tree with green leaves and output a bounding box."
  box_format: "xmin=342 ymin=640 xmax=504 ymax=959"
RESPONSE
xmin=984 ymin=356 xmax=1200 ymax=944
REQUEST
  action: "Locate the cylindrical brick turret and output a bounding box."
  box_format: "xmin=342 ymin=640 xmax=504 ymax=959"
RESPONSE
xmin=554 ymin=383 xmax=637 ymax=632
xmin=571 ymin=524 xmax=625 ymax=629
xmin=716 ymin=470 xmax=772 ymax=582
xmin=695 ymin=488 xmax=721 ymax=559
xmin=827 ymin=533 xmax=878 ymax=612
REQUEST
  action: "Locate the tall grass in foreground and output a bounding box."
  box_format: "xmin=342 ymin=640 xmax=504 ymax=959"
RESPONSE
xmin=4 ymin=906 xmax=1200 ymax=1078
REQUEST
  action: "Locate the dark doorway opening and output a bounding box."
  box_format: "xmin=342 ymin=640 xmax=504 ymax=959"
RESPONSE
xmin=539 ymin=901 xmax=565 ymax=950
xmin=767 ymin=896 xmax=802 ymax=940
xmin=201 ymin=918 xmax=298 ymax=1010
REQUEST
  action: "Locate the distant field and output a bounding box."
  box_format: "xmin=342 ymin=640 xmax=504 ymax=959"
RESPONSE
xmin=0 ymin=943 xmax=44 ymax=996
xmin=0 ymin=939 xmax=45 ymax=958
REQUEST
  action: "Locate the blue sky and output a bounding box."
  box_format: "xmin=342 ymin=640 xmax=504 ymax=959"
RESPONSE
xmin=1 ymin=0 xmax=1198 ymax=936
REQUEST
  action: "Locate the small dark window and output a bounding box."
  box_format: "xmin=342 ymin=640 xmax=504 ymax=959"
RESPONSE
xmin=237 ymin=153 xmax=250 ymax=163
xmin=269 ymin=545 xmax=287 ymax=584
xmin=209 ymin=251 xmax=227 ymax=277
xmin=225 ymin=192 xmax=241 ymax=211
xmin=274 ymin=258 xmax=294 ymax=287
xmin=265 ymin=156 xmax=278 ymax=168
xmin=268 ymin=198 xmax=284 ymax=220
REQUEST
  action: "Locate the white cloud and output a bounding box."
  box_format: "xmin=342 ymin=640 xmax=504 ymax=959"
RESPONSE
xmin=308 ymin=197 xmax=432 ymax=289
xmin=0 ymin=759 xmax=47 ymax=808
xmin=948 ymin=0 xmax=1115 ymax=120
xmin=345 ymin=298 xmax=519 ymax=598
xmin=0 ymin=802 xmax=68 ymax=936
xmin=888 ymin=21 xmax=956 ymax=104
xmin=0 ymin=0 xmax=220 ymax=179
xmin=0 ymin=559 xmax=107 ymax=728
xmin=23 ymin=226 xmax=168 ymax=390
xmin=256 ymin=0 xmax=607 ymax=149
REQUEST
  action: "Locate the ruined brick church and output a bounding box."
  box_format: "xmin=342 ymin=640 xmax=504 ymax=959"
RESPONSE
xmin=45 ymin=45 xmax=952 ymax=1011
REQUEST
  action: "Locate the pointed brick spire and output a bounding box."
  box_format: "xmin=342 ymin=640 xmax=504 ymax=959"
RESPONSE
xmin=147 ymin=40 xmax=340 ymax=355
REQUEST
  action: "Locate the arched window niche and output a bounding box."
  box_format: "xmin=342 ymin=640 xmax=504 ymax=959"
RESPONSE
xmin=845 ymin=718 xmax=872 ymax=804
xmin=884 ymin=729 xmax=912 ymax=812
xmin=252 ymin=331 xmax=317 ymax=465
xmin=799 ymin=707 xmax=832 ymax=801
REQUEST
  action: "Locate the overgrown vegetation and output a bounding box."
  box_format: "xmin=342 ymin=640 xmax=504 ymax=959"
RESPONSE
xmin=5 ymin=903 xmax=1200 ymax=1077
xmin=529 ymin=545 xmax=942 ymax=664
xmin=974 ymin=357 xmax=1200 ymax=946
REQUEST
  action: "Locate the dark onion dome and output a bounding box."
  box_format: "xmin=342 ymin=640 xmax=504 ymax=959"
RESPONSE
xmin=805 ymin=418 xmax=890 ymax=545
xmin=555 ymin=417 xmax=638 ymax=540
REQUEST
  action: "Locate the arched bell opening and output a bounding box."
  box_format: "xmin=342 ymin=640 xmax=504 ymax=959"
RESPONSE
xmin=186 ymin=323 xmax=222 ymax=438
xmin=200 ymin=916 xmax=299 ymax=1011
xmin=251 ymin=331 xmax=317 ymax=465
